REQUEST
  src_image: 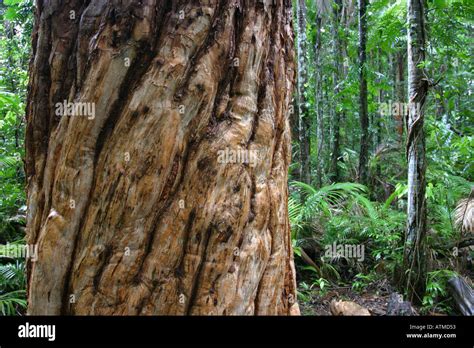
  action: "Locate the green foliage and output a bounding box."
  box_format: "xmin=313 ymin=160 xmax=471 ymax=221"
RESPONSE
xmin=291 ymin=181 xmax=367 ymax=220
xmin=0 ymin=289 xmax=26 ymax=315
xmin=290 ymin=180 xmax=406 ymax=290
xmin=0 ymin=0 xmax=32 ymax=315
xmin=352 ymin=272 xmax=378 ymax=293
xmin=290 ymin=175 xmax=469 ymax=313
xmin=291 ymin=0 xmax=472 ymax=314
xmin=0 ymin=0 xmax=30 ymax=241
xmin=0 ymin=260 xmax=25 ymax=292
xmin=0 ymin=239 xmax=27 ymax=315
xmin=421 ymin=270 xmax=457 ymax=314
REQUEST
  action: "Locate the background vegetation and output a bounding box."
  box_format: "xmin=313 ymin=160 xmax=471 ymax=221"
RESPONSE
xmin=0 ymin=0 xmax=31 ymax=315
xmin=289 ymin=0 xmax=472 ymax=315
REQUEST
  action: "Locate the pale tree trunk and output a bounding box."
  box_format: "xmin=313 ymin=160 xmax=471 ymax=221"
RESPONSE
xmin=357 ymin=0 xmax=369 ymax=185
xmin=402 ymin=0 xmax=428 ymax=304
xmin=25 ymin=0 xmax=299 ymax=316
xmin=296 ymin=0 xmax=311 ymax=184
xmin=290 ymin=97 xmax=300 ymax=161
xmin=314 ymin=14 xmax=323 ymax=188
xmin=329 ymin=0 xmax=343 ymax=183
xmin=375 ymin=49 xmax=383 ymax=188
xmin=323 ymin=75 xmax=330 ymax=175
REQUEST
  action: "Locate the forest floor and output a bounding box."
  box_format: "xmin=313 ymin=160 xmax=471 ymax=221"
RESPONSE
xmin=299 ymin=282 xmax=391 ymax=316
xmin=298 ymin=278 xmax=447 ymax=316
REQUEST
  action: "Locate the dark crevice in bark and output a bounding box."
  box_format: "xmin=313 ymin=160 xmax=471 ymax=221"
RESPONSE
xmin=161 ymin=207 xmax=197 ymax=314
xmin=134 ymin=148 xmax=190 ymax=278
xmin=211 ymin=0 xmax=245 ymax=127
xmin=176 ymin=208 xmax=197 ymax=278
xmin=185 ymin=223 xmax=214 ymax=314
xmin=269 ymin=5 xmax=286 ymax=168
xmin=174 ymin=0 xmax=227 ymax=101
xmin=92 ymin=244 xmax=114 ymax=292
xmin=247 ymin=62 xmax=268 ymax=146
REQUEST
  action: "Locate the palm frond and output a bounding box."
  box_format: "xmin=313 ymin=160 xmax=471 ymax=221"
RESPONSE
xmin=290 ymin=181 xmax=368 ymax=219
xmin=0 ymin=156 xmax=19 ymax=168
xmin=0 ymin=290 xmax=27 ymax=315
xmin=454 ymin=189 xmax=474 ymax=233
xmin=353 ymin=193 xmax=378 ymax=220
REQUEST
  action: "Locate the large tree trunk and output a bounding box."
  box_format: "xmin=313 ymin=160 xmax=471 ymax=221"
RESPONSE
xmin=25 ymin=0 xmax=299 ymax=316
xmin=296 ymin=0 xmax=311 ymax=184
xmin=402 ymin=0 xmax=428 ymax=304
xmin=357 ymin=0 xmax=369 ymax=185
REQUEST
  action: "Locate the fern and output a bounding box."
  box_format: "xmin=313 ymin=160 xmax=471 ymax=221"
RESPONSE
xmin=0 ymin=290 xmax=26 ymax=315
xmin=0 ymin=260 xmax=26 ymax=292
xmin=0 ymin=156 xmax=19 ymax=168
xmin=290 ymin=181 xmax=367 ymax=219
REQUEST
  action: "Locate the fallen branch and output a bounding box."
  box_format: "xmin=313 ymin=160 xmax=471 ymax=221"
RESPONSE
xmin=300 ymin=248 xmax=321 ymax=275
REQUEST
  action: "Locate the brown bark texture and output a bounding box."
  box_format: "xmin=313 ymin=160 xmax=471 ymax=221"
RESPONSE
xmin=25 ymin=0 xmax=299 ymax=315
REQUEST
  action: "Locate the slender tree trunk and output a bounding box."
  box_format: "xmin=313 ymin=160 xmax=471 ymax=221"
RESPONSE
xmin=314 ymin=14 xmax=323 ymax=188
xmin=357 ymin=0 xmax=369 ymax=185
xmin=290 ymin=96 xmax=300 ymax=178
xmin=323 ymin=75 xmax=331 ymax=176
xmin=25 ymin=0 xmax=299 ymax=316
xmin=402 ymin=0 xmax=428 ymax=304
xmin=375 ymin=49 xmax=383 ymax=189
xmin=296 ymin=0 xmax=311 ymax=184
xmin=329 ymin=0 xmax=343 ymax=183
xmin=395 ymin=51 xmax=406 ymax=142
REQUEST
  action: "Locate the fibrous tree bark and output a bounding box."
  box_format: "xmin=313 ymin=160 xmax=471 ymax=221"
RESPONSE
xmin=296 ymin=0 xmax=311 ymax=184
xmin=402 ymin=0 xmax=428 ymax=304
xmin=357 ymin=0 xmax=369 ymax=185
xmin=25 ymin=0 xmax=299 ymax=315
